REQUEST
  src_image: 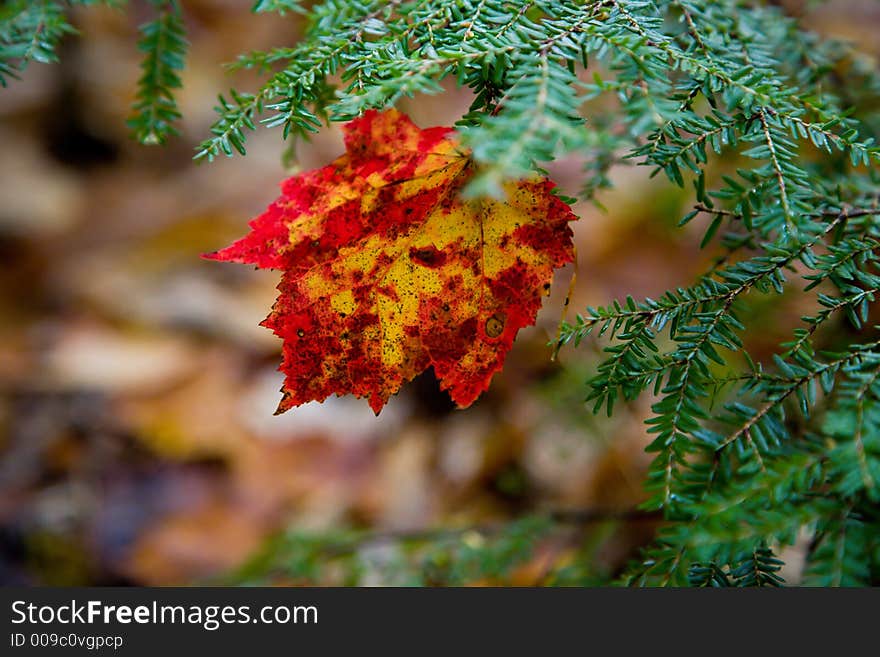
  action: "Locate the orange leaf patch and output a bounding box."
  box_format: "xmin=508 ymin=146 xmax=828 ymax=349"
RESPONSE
xmin=207 ymin=109 xmax=576 ymax=414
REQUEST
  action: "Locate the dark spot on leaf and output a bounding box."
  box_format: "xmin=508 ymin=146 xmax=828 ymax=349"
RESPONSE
xmin=409 ymin=245 xmax=446 ymax=268
xmin=485 ymin=314 xmax=505 ymax=338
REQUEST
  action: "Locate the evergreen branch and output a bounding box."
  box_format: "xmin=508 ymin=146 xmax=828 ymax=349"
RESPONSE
xmin=128 ymin=0 xmax=188 ymax=145
xmin=252 ymin=0 xmax=306 ymax=15
xmin=0 ymin=0 xmax=75 ymax=87
xmin=568 ymin=205 xmax=880 ymax=346
xmin=196 ymin=0 xmax=396 ymax=160
xmin=804 ymin=505 xmax=874 ymax=586
xmin=459 ymin=0 xmax=488 ymax=42
xmin=851 ymin=368 xmax=880 ymax=494
xmin=758 ymin=108 xmax=794 ymax=235
xmin=785 ymin=283 xmax=879 ymax=359
xmin=715 ymin=339 xmax=880 ymax=452
xmin=609 ymin=0 xmax=780 ymax=103
xmin=824 ymin=352 xmax=880 ymax=500
xmin=730 ymin=546 xmax=785 ymax=587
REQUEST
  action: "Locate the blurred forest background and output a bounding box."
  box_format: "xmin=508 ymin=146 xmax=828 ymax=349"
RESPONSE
xmin=1 ymin=0 xmax=878 ymax=586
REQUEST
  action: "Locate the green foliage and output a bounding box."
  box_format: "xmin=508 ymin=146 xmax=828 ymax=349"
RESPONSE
xmin=688 ymin=545 xmax=785 ymax=587
xmin=3 ymin=0 xmax=880 ymax=586
xmin=0 ymin=0 xmax=186 ymax=144
xmin=226 ymin=516 xmax=559 ymax=586
xmin=251 ymin=0 xmax=306 ymax=16
xmin=0 ymin=0 xmax=76 ymax=87
xmin=128 ymin=0 xmax=188 ymax=145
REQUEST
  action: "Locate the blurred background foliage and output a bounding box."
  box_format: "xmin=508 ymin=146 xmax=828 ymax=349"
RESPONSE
xmin=0 ymin=0 xmax=878 ymax=586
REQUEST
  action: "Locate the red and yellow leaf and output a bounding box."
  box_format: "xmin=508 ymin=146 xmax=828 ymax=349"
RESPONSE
xmin=207 ymin=109 xmax=576 ymax=414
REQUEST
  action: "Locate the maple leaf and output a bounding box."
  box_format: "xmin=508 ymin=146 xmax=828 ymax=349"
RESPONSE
xmin=207 ymin=109 xmax=576 ymax=414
